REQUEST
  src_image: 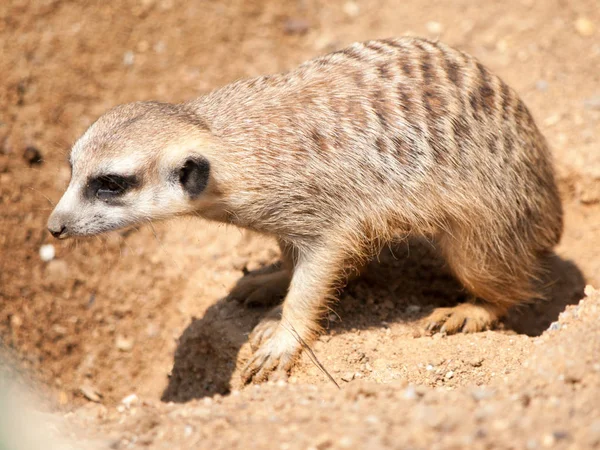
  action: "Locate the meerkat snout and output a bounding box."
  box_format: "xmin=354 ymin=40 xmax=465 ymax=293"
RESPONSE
xmin=47 ymin=101 xmax=219 ymax=239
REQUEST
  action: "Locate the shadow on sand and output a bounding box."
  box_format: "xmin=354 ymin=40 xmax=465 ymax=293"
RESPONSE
xmin=161 ymin=239 xmax=585 ymax=403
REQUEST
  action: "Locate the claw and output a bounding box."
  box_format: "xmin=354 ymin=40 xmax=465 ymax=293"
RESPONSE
xmin=423 ymin=303 xmax=499 ymax=335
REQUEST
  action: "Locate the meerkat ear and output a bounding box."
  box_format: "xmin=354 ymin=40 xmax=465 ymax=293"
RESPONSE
xmin=178 ymin=157 xmax=210 ymax=197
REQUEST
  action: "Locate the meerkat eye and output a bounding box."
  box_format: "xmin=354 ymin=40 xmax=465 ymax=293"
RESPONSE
xmin=89 ymin=174 xmax=138 ymax=201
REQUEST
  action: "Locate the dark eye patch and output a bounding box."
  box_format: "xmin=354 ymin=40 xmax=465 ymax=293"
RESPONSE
xmin=86 ymin=174 xmax=139 ymax=201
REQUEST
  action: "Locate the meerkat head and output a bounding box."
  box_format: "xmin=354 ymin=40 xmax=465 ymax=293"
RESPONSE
xmin=47 ymin=101 xmax=222 ymax=239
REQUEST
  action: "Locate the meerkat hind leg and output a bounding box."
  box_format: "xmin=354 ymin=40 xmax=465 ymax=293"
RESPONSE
xmin=241 ymin=243 xmax=347 ymax=384
xmin=228 ymin=269 xmax=290 ymax=307
xmin=229 ymin=239 xmax=294 ymax=308
xmin=425 ymin=299 xmax=503 ymax=334
xmin=424 ymin=229 xmax=536 ymax=335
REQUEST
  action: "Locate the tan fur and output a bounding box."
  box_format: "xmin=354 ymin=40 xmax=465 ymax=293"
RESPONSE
xmin=48 ymin=37 xmax=563 ymax=383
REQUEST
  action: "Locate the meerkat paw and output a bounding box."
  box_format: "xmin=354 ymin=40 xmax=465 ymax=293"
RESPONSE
xmin=228 ymin=270 xmax=290 ymax=308
xmin=241 ymin=306 xmax=301 ymax=383
xmin=424 ymin=302 xmax=500 ymax=334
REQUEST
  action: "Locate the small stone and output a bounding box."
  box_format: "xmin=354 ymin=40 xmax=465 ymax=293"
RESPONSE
xmin=184 ymin=425 xmax=194 ymax=438
xmin=426 ymin=21 xmax=444 ymax=35
xmin=58 ymin=391 xmax=69 ymax=406
xmin=365 ymin=415 xmax=379 ymax=424
xmin=10 ymin=314 xmax=22 ymax=328
xmin=535 ymin=80 xmax=548 ymax=91
xmin=548 ymin=321 xmax=561 ymax=331
xmin=52 ymin=324 xmax=67 ymax=335
xmin=552 ymin=431 xmax=569 ymax=441
xmin=343 ymin=1 xmax=360 ymax=18
xmin=115 ymin=335 xmax=134 ymax=352
xmin=283 ymin=17 xmax=310 ymax=35
xmin=23 ymin=146 xmax=43 ymax=165
xmin=526 ymin=438 xmax=538 ymax=449
xmin=123 ymin=51 xmax=135 ymax=66
xmin=341 ymin=372 xmax=355 ymax=382
xmin=574 ymin=17 xmax=595 ymax=37
xmin=496 ymin=39 xmax=508 ymax=53
xmin=136 ymin=40 xmax=149 ymax=52
xmin=154 ymin=40 xmax=166 ymax=53
xmin=471 ymin=387 xmax=494 ymax=401
xmin=542 ymin=433 xmax=555 ymax=447
xmin=406 ymin=304 xmax=421 ymax=314
xmin=445 ymin=370 xmax=454 ymax=380
xmin=146 ymin=323 xmax=159 ymax=338
xmin=584 ymin=285 xmax=597 ymax=296
xmin=584 ymin=95 xmax=600 ymax=110
xmin=121 ymin=393 xmax=139 ymax=408
xmin=338 ymin=436 xmax=353 ymax=448
xmin=403 ymin=385 xmax=423 ymax=400
xmin=80 ymin=385 xmax=102 ymax=402
xmin=381 ymin=299 xmax=394 ymax=310
xmin=543 ymin=114 xmax=561 ymax=127
xmin=469 ymin=357 xmax=484 ymax=367
xmin=39 ymin=244 xmax=55 ymax=262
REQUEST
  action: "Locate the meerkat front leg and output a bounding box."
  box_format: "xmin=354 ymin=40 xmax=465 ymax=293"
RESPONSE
xmin=241 ymin=241 xmax=347 ymax=384
xmin=228 ymin=239 xmax=294 ymax=307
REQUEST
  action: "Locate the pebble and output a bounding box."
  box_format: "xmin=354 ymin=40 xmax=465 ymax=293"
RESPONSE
xmin=121 ymin=393 xmax=139 ymax=408
xmin=535 ymin=80 xmax=548 ymax=92
xmin=123 ymin=51 xmax=135 ymax=66
xmin=115 ymin=335 xmax=134 ymax=352
xmin=283 ymin=18 xmax=310 ymax=35
xmin=542 ymin=433 xmax=555 ymax=447
xmin=146 ymin=323 xmax=159 ymax=338
xmin=403 ymin=386 xmax=418 ymax=400
xmin=543 ymin=114 xmax=561 ymax=127
xmin=583 ymin=95 xmax=600 ymax=110
xmin=39 ymin=244 xmax=55 ymax=262
xmin=426 ymin=21 xmax=444 ymax=35
xmin=341 ymin=372 xmax=355 ymax=382
xmin=471 ymin=387 xmax=495 ymax=401
xmin=574 ymin=17 xmax=595 ymax=37
xmin=445 ymin=370 xmax=454 ymax=380
xmin=548 ymin=321 xmax=561 ymax=331
xmin=365 ymin=415 xmax=380 ymax=424
xmin=406 ymin=304 xmax=421 ymax=314
xmin=58 ymin=391 xmax=69 ymax=406
xmin=343 ymin=1 xmax=360 ymax=18
xmin=80 ymin=385 xmax=102 ymax=403
xmin=10 ymin=314 xmax=22 ymax=328
xmin=469 ymin=357 xmax=484 ymax=367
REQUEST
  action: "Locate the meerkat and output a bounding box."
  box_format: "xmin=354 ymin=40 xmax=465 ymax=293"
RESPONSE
xmin=47 ymin=37 xmax=563 ymax=383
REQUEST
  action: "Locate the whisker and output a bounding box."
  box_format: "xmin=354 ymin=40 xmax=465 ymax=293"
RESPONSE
xmin=148 ymin=220 xmax=181 ymax=270
xmin=28 ymin=187 xmax=55 ymax=206
xmin=281 ymin=318 xmax=340 ymax=390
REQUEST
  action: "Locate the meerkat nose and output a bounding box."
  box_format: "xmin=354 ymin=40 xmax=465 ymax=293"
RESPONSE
xmin=48 ymin=224 xmax=67 ymax=239
xmin=47 ymin=213 xmax=69 ymax=239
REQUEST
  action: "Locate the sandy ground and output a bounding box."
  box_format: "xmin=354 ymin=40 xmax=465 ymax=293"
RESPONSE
xmin=0 ymin=0 xmax=599 ymax=448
